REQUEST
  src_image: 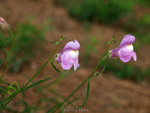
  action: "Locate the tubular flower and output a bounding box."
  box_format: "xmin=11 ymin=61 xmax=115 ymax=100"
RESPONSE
xmin=110 ymin=34 xmax=137 ymax=63
xmin=56 ymin=40 xmax=80 ymax=71
xmin=0 ymin=17 xmax=9 ymax=30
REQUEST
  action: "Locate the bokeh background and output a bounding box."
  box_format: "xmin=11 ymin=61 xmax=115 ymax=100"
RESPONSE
xmin=0 ymin=0 xmax=150 ymax=113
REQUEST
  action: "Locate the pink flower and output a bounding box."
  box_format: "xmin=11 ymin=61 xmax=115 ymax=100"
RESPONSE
xmin=110 ymin=34 xmax=137 ymax=63
xmin=0 ymin=17 xmax=9 ymax=30
xmin=56 ymin=40 xmax=80 ymax=71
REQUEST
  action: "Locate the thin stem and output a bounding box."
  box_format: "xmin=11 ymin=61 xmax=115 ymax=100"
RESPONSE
xmin=0 ymin=42 xmax=60 ymax=111
xmin=53 ymin=41 xmax=111 ymax=113
xmin=21 ymin=60 xmax=49 ymax=90
xmin=0 ymin=60 xmax=48 ymax=111
xmin=0 ymin=30 xmax=15 ymax=80
xmin=63 ymin=44 xmax=110 ymax=103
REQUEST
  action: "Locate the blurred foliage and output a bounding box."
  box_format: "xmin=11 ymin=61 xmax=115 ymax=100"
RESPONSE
xmin=136 ymin=0 xmax=150 ymax=6
xmin=57 ymin=0 xmax=150 ymax=43
xmin=58 ymin=0 xmax=134 ymax=24
xmin=123 ymin=13 xmax=150 ymax=44
xmin=0 ymin=22 xmax=46 ymax=72
xmin=105 ymin=59 xmax=150 ymax=82
xmin=82 ymin=36 xmax=99 ymax=67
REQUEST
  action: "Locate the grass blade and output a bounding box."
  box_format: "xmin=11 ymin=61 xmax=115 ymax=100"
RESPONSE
xmin=79 ymin=81 xmax=90 ymax=108
xmin=47 ymin=104 xmax=61 ymax=113
xmin=0 ymin=95 xmax=12 ymax=108
xmin=64 ymin=98 xmax=80 ymax=108
xmin=50 ymin=62 xmax=60 ymax=72
xmin=24 ymin=77 xmax=52 ymax=90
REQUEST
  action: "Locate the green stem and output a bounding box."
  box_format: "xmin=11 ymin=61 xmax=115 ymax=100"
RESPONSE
xmin=21 ymin=60 xmax=49 ymax=90
xmin=53 ymin=41 xmax=111 ymax=113
xmin=0 ymin=60 xmax=48 ymax=111
xmin=0 ymin=30 xmax=15 ymax=80
xmin=63 ymin=45 xmax=110 ymax=103
xmin=0 ymin=42 xmax=60 ymax=111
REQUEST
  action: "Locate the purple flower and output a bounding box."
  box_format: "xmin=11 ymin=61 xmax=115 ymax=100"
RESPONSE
xmin=56 ymin=40 xmax=80 ymax=71
xmin=0 ymin=17 xmax=9 ymax=30
xmin=110 ymin=34 xmax=137 ymax=63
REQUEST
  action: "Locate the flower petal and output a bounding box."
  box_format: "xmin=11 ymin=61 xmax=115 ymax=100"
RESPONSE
xmin=110 ymin=48 xmax=119 ymax=58
xmin=132 ymin=51 xmax=137 ymax=61
xmin=62 ymin=40 xmax=80 ymax=52
xmin=118 ymin=47 xmax=133 ymax=63
xmin=73 ymin=58 xmax=80 ymax=71
xmin=61 ymin=51 xmax=73 ymax=70
xmin=119 ymin=34 xmax=135 ymax=48
xmin=60 ymin=50 xmax=79 ymax=70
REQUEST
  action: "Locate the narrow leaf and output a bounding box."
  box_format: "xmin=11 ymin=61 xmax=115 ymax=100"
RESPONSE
xmin=0 ymin=95 xmax=12 ymax=107
xmin=42 ymin=97 xmax=59 ymax=103
xmin=101 ymin=64 xmax=106 ymax=74
xmin=0 ymin=91 xmax=4 ymax=99
xmin=103 ymin=42 xmax=108 ymax=46
xmin=50 ymin=62 xmax=60 ymax=72
xmin=50 ymin=89 xmax=76 ymax=109
xmin=60 ymin=106 xmax=64 ymax=113
xmin=79 ymin=81 xmax=90 ymax=108
xmin=60 ymin=35 xmax=66 ymax=41
xmin=64 ymin=98 xmax=80 ymax=108
xmin=50 ymin=41 xmax=59 ymax=45
xmin=24 ymin=77 xmax=52 ymax=90
xmin=113 ymin=40 xmax=116 ymax=43
xmin=47 ymin=104 xmax=61 ymax=113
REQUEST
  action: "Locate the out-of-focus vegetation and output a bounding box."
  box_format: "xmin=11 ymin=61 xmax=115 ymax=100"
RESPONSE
xmin=82 ymin=36 xmax=99 ymax=67
xmin=57 ymin=0 xmax=150 ymax=43
xmin=58 ymin=0 xmax=134 ymax=24
xmin=0 ymin=22 xmax=46 ymax=72
xmin=105 ymin=60 xmax=150 ymax=82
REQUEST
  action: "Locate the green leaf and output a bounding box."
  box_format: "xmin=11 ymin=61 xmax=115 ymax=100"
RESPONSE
xmin=60 ymin=106 xmax=64 ymax=113
xmin=0 ymin=91 xmax=4 ymax=99
xmin=64 ymin=98 xmax=80 ymax=108
xmin=60 ymin=35 xmax=66 ymax=41
xmin=50 ymin=89 xmax=76 ymax=109
xmin=47 ymin=104 xmax=61 ymax=113
xmin=0 ymin=86 xmax=7 ymax=94
xmin=103 ymin=42 xmax=108 ymax=46
xmin=42 ymin=97 xmax=59 ymax=103
xmin=113 ymin=40 xmax=116 ymax=43
xmin=8 ymin=86 xmax=16 ymax=95
xmin=50 ymin=61 xmax=60 ymax=72
xmin=111 ymin=35 xmax=116 ymax=43
xmin=24 ymin=77 xmax=52 ymax=90
xmin=101 ymin=64 xmax=106 ymax=74
xmin=0 ymin=95 xmax=12 ymax=107
xmin=103 ymin=41 xmax=110 ymax=46
xmin=79 ymin=81 xmax=90 ymax=108
xmin=50 ymin=41 xmax=59 ymax=45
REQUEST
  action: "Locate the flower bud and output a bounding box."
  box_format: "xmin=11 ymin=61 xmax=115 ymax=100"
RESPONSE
xmin=0 ymin=17 xmax=9 ymax=30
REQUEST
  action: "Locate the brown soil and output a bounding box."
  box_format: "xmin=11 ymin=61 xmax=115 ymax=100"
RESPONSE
xmin=0 ymin=0 xmax=150 ymax=113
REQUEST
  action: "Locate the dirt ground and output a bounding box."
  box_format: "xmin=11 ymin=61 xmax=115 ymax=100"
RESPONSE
xmin=1 ymin=0 xmax=150 ymax=113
